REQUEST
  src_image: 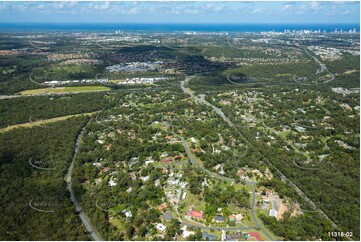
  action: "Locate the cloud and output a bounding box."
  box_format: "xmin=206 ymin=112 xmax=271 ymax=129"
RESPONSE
xmin=282 ymin=4 xmax=293 ymax=12
xmin=252 ymin=8 xmax=264 ymax=14
xmin=0 ymin=1 xmax=358 ymax=22
xmin=310 ymin=1 xmax=322 ymax=11
xmin=95 ymin=2 xmax=110 ymax=10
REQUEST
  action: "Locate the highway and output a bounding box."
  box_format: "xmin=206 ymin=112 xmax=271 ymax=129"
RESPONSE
xmin=66 ymin=120 xmax=102 ymax=241
xmin=292 ymin=42 xmax=335 ymax=84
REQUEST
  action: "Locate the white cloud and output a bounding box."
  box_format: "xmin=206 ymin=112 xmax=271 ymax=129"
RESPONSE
xmin=0 ymin=1 xmax=358 ymax=21
xmin=252 ymin=8 xmax=264 ymax=14
xmin=282 ymin=4 xmax=293 ymax=12
xmin=310 ymin=1 xmax=321 ymax=11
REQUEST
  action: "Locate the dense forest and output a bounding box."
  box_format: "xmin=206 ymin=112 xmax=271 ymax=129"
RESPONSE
xmin=0 ymin=93 xmax=107 ymax=128
xmin=0 ymin=116 xmax=90 ymax=240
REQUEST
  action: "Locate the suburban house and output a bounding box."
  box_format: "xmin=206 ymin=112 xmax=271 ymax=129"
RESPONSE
xmin=213 ymin=215 xmax=226 ymax=223
xmin=247 ymin=231 xmax=262 ymax=241
xmin=140 ymin=175 xmax=150 ymax=182
xmin=181 ymin=227 xmax=195 ymax=239
xmin=269 ymin=208 xmax=278 ymax=217
xmin=157 ymin=203 xmax=168 ymax=211
xmin=174 ymin=154 xmax=184 ymax=160
xmin=185 ymin=210 xmax=204 ymax=220
xmin=129 ymin=172 xmax=136 ymax=180
xmin=225 ymin=233 xmax=243 ymax=241
xmin=202 ymin=232 xmax=217 ymax=241
xmin=125 ymin=211 xmax=132 ymax=218
xmin=108 ymin=177 xmax=117 ymax=187
xmin=229 ymin=215 xmax=236 ymax=222
xmin=234 ymin=213 xmax=243 ymax=224
xmin=156 ymin=223 xmax=167 ymax=233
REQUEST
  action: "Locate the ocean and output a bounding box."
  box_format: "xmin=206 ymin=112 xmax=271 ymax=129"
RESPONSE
xmin=0 ymin=23 xmax=359 ymax=33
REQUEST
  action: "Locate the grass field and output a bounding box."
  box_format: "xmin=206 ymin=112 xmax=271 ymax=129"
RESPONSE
xmin=18 ymin=86 xmax=111 ymax=95
xmin=109 ymin=217 xmax=126 ymax=233
xmin=182 ymin=193 xmax=206 ymax=216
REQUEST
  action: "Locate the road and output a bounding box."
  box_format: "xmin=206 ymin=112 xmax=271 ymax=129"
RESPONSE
xmin=180 ymin=221 xmax=255 ymax=231
xmin=66 ymin=119 xmax=102 ymax=241
xmin=292 ymin=42 xmax=335 ymax=84
xmin=180 ymin=75 xmax=346 ymax=240
xmin=180 ymin=137 xmax=234 ymax=182
xmin=247 ymin=182 xmax=275 ymax=241
xmin=181 ymin=77 xmax=235 ymax=128
xmin=305 ymin=49 xmax=335 ymax=83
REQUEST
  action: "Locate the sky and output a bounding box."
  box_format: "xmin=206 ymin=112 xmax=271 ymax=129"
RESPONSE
xmin=0 ymin=1 xmax=359 ymax=24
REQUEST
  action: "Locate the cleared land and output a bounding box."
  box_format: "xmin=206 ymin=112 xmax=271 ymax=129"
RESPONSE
xmin=18 ymin=86 xmax=111 ymax=95
xmin=0 ymin=112 xmax=97 ymax=133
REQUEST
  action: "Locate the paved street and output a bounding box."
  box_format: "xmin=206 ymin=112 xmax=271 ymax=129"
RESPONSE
xmin=179 ymin=136 xmax=274 ymax=240
xmin=67 ymin=120 xmax=102 ymax=241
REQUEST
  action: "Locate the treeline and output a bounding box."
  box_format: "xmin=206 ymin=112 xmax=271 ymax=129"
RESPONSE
xmin=0 ymin=116 xmax=90 ymax=240
xmin=325 ymin=55 xmax=360 ymax=74
xmin=259 ymin=212 xmax=334 ymax=241
xmin=0 ymin=92 xmax=107 ymax=128
xmin=227 ymin=62 xmax=319 ymax=78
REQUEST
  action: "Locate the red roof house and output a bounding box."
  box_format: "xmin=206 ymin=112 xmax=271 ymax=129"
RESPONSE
xmin=185 ymin=210 xmax=204 ymax=220
xmin=248 ymin=232 xmax=262 ymax=241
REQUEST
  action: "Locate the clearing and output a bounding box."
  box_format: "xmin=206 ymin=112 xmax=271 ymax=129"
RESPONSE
xmin=18 ymin=86 xmax=111 ymax=95
xmin=0 ymin=112 xmax=96 ymax=133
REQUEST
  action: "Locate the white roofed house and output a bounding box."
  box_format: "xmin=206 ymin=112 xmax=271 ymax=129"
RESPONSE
xmin=125 ymin=210 xmax=133 ymax=218
xmin=108 ymin=177 xmax=117 ymax=187
xmin=269 ymin=209 xmax=278 ymax=217
xmin=156 ymin=223 xmax=167 ymax=233
xmin=145 ymin=158 xmax=155 ymax=165
xmin=160 ymin=151 xmax=169 ymax=157
xmin=140 ymin=175 xmax=150 ymax=182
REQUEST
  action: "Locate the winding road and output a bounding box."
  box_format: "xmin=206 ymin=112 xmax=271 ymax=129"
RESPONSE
xmin=66 ymin=119 xmax=102 ymax=241
xmin=64 ymin=72 xmax=341 ymax=241
xmin=178 ymin=136 xmax=274 ymax=240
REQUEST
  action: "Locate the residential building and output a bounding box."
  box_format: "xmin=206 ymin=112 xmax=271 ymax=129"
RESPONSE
xmin=202 ymin=232 xmax=217 ymax=241
xmin=226 ymin=233 xmax=243 ymax=241
xmin=185 ymin=210 xmax=204 ymax=220
xmin=213 ymin=215 xmax=226 ymax=223
xmin=156 ymin=223 xmax=167 ymax=233
xmin=269 ymin=208 xmax=278 ymax=217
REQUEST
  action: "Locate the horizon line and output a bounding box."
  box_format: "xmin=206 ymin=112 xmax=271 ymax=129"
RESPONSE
xmin=0 ymin=22 xmax=359 ymax=25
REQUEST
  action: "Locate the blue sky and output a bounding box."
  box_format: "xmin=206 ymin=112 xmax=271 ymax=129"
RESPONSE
xmin=0 ymin=1 xmax=359 ymax=24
